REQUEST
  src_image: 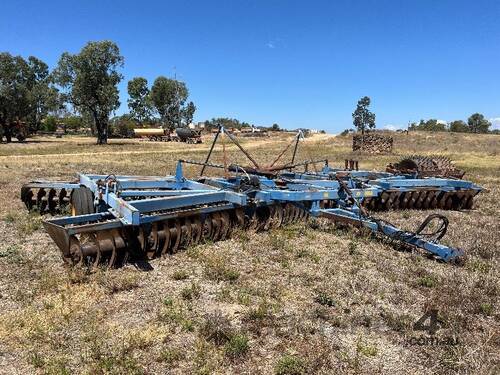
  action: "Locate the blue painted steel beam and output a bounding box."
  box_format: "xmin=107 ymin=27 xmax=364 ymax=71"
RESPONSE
xmin=118 ymin=189 xmax=217 ymax=197
xmin=128 ymin=191 xmax=247 ymax=213
xmin=105 ymin=192 xmax=141 ymax=225
xmin=372 ymin=178 xmax=481 ymax=190
xmin=23 ymin=181 xmax=80 ymax=190
xmin=315 ymin=208 xmax=463 ymax=262
xmin=256 ymin=190 xmax=340 ymax=202
xmin=140 ymin=203 xmax=237 ymax=224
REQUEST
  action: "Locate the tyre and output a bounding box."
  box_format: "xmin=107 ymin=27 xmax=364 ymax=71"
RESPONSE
xmin=70 ymin=186 xmax=95 ymax=216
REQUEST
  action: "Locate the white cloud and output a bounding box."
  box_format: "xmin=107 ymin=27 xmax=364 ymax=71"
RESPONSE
xmin=489 ymin=117 xmax=500 ymax=129
xmin=383 ymin=124 xmax=403 ymax=131
xmin=437 ymin=119 xmax=447 ymax=125
xmin=266 ymin=38 xmax=282 ymax=49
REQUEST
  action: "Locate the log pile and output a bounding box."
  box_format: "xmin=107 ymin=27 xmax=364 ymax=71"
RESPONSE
xmin=352 ymin=133 xmax=393 ymax=153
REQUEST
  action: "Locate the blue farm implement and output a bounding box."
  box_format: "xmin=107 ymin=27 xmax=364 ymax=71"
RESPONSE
xmin=20 ymin=127 xmax=482 ymax=267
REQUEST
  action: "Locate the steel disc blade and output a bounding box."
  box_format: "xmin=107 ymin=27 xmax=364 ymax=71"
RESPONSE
xmin=191 ymin=216 xmax=203 ymax=244
xmin=160 ymin=221 xmax=172 ymax=256
xmin=145 ymin=223 xmax=158 ymax=259
xmin=37 ymin=188 xmax=47 ymax=213
xmin=211 ymin=212 xmax=222 ymax=241
xmin=233 ymin=208 xmax=245 ymax=228
xmin=202 ymin=215 xmax=213 ymax=241
xmin=183 ymin=217 xmax=192 ymax=248
xmin=172 ymin=219 xmax=182 ymax=253
xmin=415 ymin=191 xmax=427 ymax=209
xmin=219 ymin=211 xmax=231 ymax=240
xmin=248 ymin=210 xmax=259 ymax=231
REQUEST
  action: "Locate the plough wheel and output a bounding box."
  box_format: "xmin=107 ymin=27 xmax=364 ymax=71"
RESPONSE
xmin=70 ymin=187 xmax=95 ymax=216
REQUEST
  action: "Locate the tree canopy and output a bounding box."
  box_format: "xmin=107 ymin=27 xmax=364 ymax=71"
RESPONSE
xmin=0 ymin=52 xmax=58 ymax=141
xmin=467 ymin=113 xmax=491 ymax=133
xmin=409 ymin=119 xmax=447 ymax=132
xmin=182 ymin=101 xmax=196 ymax=126
xmin=352 ymin=96 xmax=375 ymax=134
xmin=53 ymin=40 xmax=124 ymax=144
xmin=127 ymin=77 xmax=152 ymax=125
xmin=25 ymin=56 xmax=59 ymax=132
xmin=150 ymin=76 xmax=189 ymax=130
xmin=449 ymin=120 xmax=468 ymax=133
xmin=409 ymin=115 xmax=492 ymax=134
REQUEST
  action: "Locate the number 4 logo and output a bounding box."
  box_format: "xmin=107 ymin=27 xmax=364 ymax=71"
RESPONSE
xmin=414 ymin=309 xmax=440 ymax=335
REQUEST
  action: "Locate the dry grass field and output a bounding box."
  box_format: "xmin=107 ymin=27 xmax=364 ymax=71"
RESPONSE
xmin=0 ymin=131 xmax=498 ymax=374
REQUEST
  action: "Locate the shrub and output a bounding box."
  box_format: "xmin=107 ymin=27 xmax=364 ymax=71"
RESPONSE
xmin=479 ymin=303 xmax=493 ymax=316
xmin=418 ymin=275 xmax=437 ymax=288
xmin=200 ymin=311 xmax=233 ymax=345
xmin=95 ymin=270 xmax=140 ymax=294
xmin=245 ymin=299 xmax=270 ymax=321
xmin=42 ymin=116 xmax=57 ymax=132
xmin=224 ymin=333 xmax=250 ymax=358
xmin=274 ymin=355 xmax=306 ymax=375
xmin=314 ymin=291 xmax=335 ymax=307
xmin=180 ymin=281 xmax=201 ymax=300
xmin=356 ymin=340 xmax=378 ymax=357
xmin=158 ymin=347 xmax=185 ymax=366
xmin=172 ymin=270 xmax=189 ymax=280
xmin=204 ymin=255 xmax=240 ymax=282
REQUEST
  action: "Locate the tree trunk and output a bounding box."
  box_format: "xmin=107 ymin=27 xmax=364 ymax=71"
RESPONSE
xmin=96 ymin=122 xmax=108 ymax=144
xmin=4 ymin=125 xmax=12 ymax=143
xmin=93 ymin=113 xmax=108 ymax=144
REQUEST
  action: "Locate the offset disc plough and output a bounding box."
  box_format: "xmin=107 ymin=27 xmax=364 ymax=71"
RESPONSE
xmin=387 ymin=155 xmax=466 ymax=179
xmin=21 ymin=127 xmax=482 ymax=267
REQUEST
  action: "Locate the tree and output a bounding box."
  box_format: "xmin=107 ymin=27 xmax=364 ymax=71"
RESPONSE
xmin=53 ymin=41 xmax=124 ymax=144
xmin=127 ymin=77 xmax=152 ymax=125
xmin=271 ymin=123 xmax=280 ymax=131
xmin=0 ymin=53 xmax=31 ymax=142
xmin=150 ymin=76 xmax=188 ymax=130
xmin=25 ymin=56 xmax=59 ymax=132
xmin=467 ymin=113 xmax=490 ymax=133
xmin=182 ymin=101 xmax=196 ymax=126
xmin=409 ymin=119 xmax=446 ymax=132
xmin=352 ymin=96 xmax=375 ymax=134
xmin=449 ymin=120 xmax=468 ymax=133
xmin=422 ymin=119 xmax=446 ymax=132
xmin=203 ymin=117 xmax=248 ymax=130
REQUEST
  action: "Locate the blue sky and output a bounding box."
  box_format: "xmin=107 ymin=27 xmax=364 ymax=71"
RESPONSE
xmin=1 ymin=0 xmax=499 ymax=132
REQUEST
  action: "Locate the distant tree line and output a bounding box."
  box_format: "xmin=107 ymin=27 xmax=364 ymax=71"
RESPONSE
xmin=203 ymin=118 xmax=281 ymax=132
xmin=0 ymin=53 xmax=60 ymax=141
xmin=343 ymin=96 xmax=497 ymax=135
xmin=0 ymin=40 xmax=197 ymax=144
xmin=409 ymin=114 xmax=493 ymax=134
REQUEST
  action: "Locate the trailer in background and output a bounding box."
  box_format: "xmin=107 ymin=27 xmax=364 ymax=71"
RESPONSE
xmin=133 ymin=127 xmax=203 ymax=143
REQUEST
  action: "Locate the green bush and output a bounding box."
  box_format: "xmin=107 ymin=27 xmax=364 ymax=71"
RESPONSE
xmin=42 ymin=116 xmax=57 ymax=132
xmin=109 ymin=116 xmax=135 ymax=138
xmin=224 ymin=334 xmax=250 ymax=358
xmin=274 ymin=355 xmax=306 ymax=375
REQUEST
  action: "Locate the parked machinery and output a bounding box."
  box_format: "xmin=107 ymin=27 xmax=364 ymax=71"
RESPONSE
xmin=133 ymin=127 xmax=202 ymax=143
xmin=133 ymin=128 xmax=171 ymax=141
xmin=20 ymin=127 xmax=482 ymax=268
xmin=175 ymin=128 xmax=202 ymax=144
xmin=386 ymin=155 xmax=465 ymax=179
